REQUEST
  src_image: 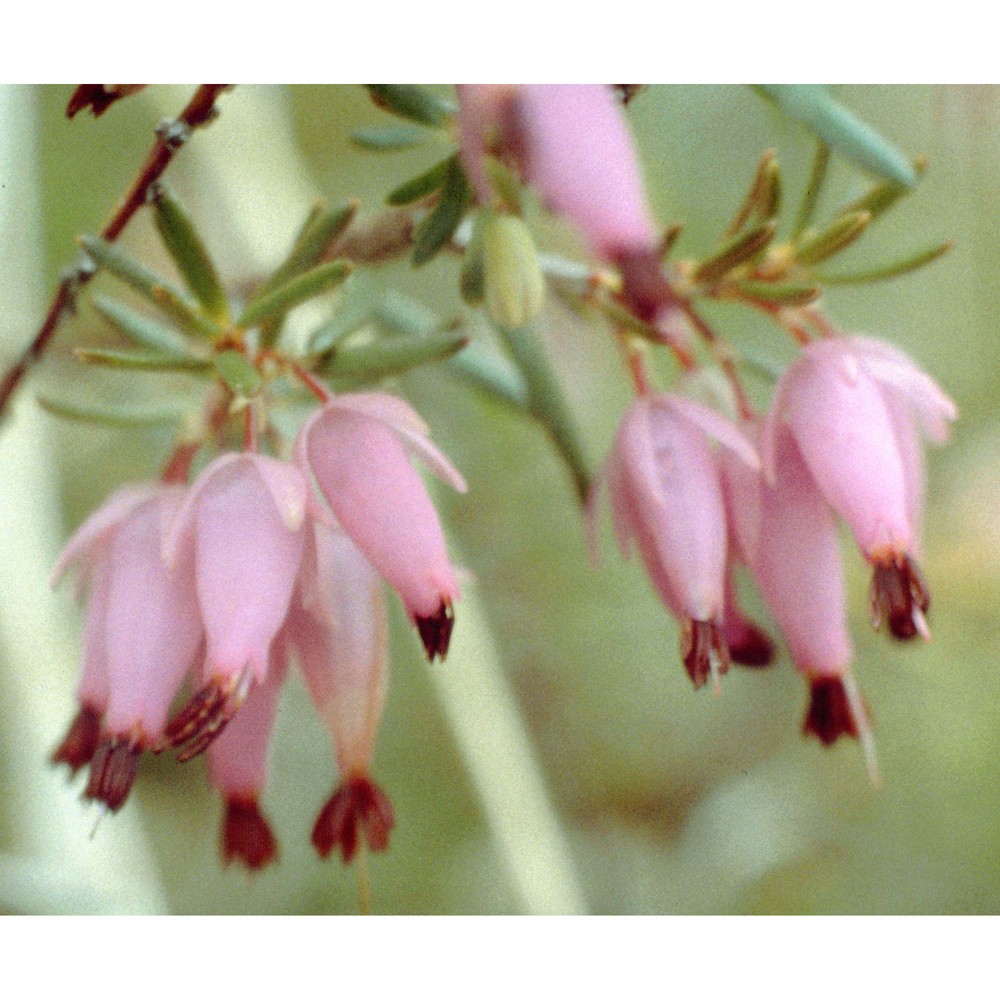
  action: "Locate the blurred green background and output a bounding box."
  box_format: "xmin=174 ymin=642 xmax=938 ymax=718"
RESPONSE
xmin=0 ymin=85 xmax=997 ymax=915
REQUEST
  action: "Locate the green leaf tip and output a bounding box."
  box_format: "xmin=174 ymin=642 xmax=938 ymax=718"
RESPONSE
xmin=351 ymin=124 xmax=430 ymax=152
xmin=78 ymin=234 xmax=220 ymax=340
xmin=150 ymin=183 xmax=229 ymax=322
xmin=36 ymin=394 xmax=179 ymax=428
xmin=756 ymin=85 xmax=918 ymax=188
xmin=320 ymin=328 xmax=469 ymax=382
xmin=411 ymin=158 xmax=472 ymax=267
xmin=73 ymin=347 xmax=211 ymax=373
xmin=237 ymin=260 xmax=353 ymax=329
xmin=365 ymin=85 xmax=453 ymax=128
xmin=694 ymin=221 xmax=779 ymax=285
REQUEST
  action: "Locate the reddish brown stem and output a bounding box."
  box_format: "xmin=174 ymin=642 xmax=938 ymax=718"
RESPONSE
xmin=678 ymin=300 xmax=754 ymax=421
xmin=243 ymin=402 xmax=258 ymax=452
xmin=0 ymin=84 xmax=229 ymax=418
xmin=614 ymin=329 xmax=655 ymax=396
xmin=288 ymin=360 xmax=333 ymax=403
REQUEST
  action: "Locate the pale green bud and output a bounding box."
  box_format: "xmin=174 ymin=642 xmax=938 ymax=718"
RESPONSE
xmin=482 ymin=215 xmax=545 ymax=329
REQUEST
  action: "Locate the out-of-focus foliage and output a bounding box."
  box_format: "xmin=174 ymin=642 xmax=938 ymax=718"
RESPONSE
xmin=1 ymin=85 xmax=999 ymax=914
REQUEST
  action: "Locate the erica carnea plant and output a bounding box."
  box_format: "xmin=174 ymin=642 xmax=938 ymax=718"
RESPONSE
xmin=3 ymin=84 xmax=955 ymax=899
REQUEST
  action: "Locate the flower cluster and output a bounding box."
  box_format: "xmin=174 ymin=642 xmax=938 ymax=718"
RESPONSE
xmin=591 ymin=336 xmax=956 ymax=778
xmin=52 ymin=392 xmax=465 ymax=869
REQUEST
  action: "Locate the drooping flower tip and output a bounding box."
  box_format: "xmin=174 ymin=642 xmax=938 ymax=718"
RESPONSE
xmin=802 ymin=677 xmax=859 ymax=746
xmin=869 ymin=550 xmax=931 ymax=641
xmin=159 ymin=667 xmax=253 ymax=762
xmin=416 ymin=600 xmax=455 ymax=662
xmin=221 ymin=797 xmax=279 ymax=872
xmin=311 ymin=775 xmax=395 ymax=864
xmin=681 ymin=619 xmax=730 ymax=692
xmin=84 ymin=738 xmax=141 ymax=812
xmin=52 ymin=704 xmax=102 ymax=773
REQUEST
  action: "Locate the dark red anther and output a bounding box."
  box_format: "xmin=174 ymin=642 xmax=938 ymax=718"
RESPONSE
xmin=311 ymin=775 xmax=395 ymax=864
xmin=85 ymin=738 xmax=141 ymax=812
xmin=681 ymin=619 xmax=730 ymax=690
xmin=728 ymin=620 xmax=776 ymax=670
xmin=222 ymin=797 xmax=279 ymax=871
xmin=52 ymin=704 xmax=102 ymax=773
xmin=416 ymin=601 xmax=455 ymax=662
xmin=803 ymin=677 xmax=865 ymax=746
xmin=869 ymin=552 xmax=931 ymax=642
xmin=159 ymin=668 xmax=251 ymax=761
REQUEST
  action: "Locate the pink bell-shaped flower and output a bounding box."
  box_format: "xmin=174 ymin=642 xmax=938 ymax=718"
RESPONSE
xmin=208 ymin=637 xmax=289 ymax=871
xmin=289 ymin=521 xmax=393 ymax=864
xmin=723 ymin=423 xmax=878 ymax=783
xmin=51 ymin=484 xmax=203 ymax=810
xmin=295 ymin=391 xmax=465 ymax=662
xmin=161 ymin=453 xmax=308 ymax=761
xmin=456 ymin=84 xmax=669 ymax=321
xmin=588 ymin=392 xmax=759 ymax=689
xmin=763 ymin=336 xmax=956 ymax=642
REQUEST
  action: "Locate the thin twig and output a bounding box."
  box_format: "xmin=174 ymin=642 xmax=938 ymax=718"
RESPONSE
xmin=0 ymin=84 xmax=230 ymax=418
xmin=677 ymin=300 xmax=755 ymax=421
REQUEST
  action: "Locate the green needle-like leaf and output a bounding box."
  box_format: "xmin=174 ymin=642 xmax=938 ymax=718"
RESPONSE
xmin=460 ymin=211 xmax=487 ymax=307
xmin=791 ymin=140 xmax=830 ymax=239
xmin=818 ymin=240 xmax=954 ymax=285
xmin=36 ymin=394 xmax=180 ymax=427
xmin=447 ymin=343 xmax=531 ymax=412
xmin=79 ymin=235 xmax=220 ymax=339
xmin=252 ymin=201 xmax=357 ymax=305
xmin=351 ymin=124 xmax=429 ymax=152
xmin=151 ymin=184 xmax=229 ymax=321
xmin=726 ymin=150 xmax=781 ymax=236
xmin=307 ymin=276 xmax=379 ymax=355
xmin=365 ymin=85 xmax=453 ymax=127
xmin=795 ymin=210 xmax=871 ymax=267
xmin=213 ymin=349 xmax=261 ymax=396
xmin=73 ymin=347 xmax=211 ymax=372
xmin=841 ymin=159 xmax=925 ymax=222
xmin=411 ymin=158 xmax=472 ymax=267
xmin=734 ymin=279 xmax=823 ymax=306
xmin=91 ymin=295 xmax=192 ymax=356
xmin=321 ymin=329 xmax=469 ymax=382
xmin=238 ymin=260 xmax=353 ymax=328
xmin=694 ymin=221 xmax=779 ymax=285
xmin=386 ymin=155 xmax=453 ymax=207
xmin=756 ymin=85 xmax=917 ymax=187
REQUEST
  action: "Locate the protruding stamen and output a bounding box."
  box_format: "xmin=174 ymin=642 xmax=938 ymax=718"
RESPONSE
xmin=221 ymin=797 xmax=279 ymax=871
xmin=415 ymin=601 xmax=455 ymax=662
xmin=52 ymin=704 xmax=102 ymax=773
xmin=803 ymin=676 xmax=881 ymax=787
xmin=680 ymin=619 xmax=731 ymax=692
xmin=84 ymin=737 xmax=141 ymax=812
xmin=159 ymin=668 xmax=252 ymax=761
xmin=869 ymin=551 xmax=931 ymax=642
xmin=841 ymin=671 xmax=881 ymax=789
xmin=311 ymin=774 xmax=395 ymax=864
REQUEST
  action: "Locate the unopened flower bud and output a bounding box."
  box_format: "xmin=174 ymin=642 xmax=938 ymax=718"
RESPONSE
xmin=482 ymin=214 xmax=545 ymax=329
